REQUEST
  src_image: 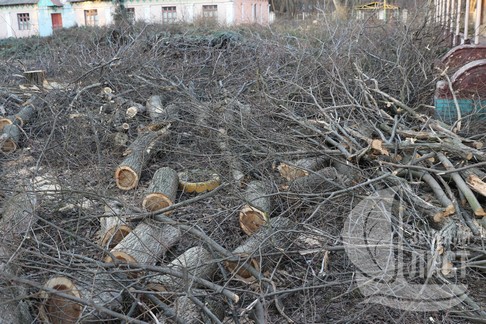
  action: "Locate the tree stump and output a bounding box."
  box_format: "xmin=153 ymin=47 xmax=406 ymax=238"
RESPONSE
xmin=178 ymin=169 xmax=221 ymax=193
xmin=150 ymin=246 xmax=216 ymax=291
xmin=98 ymin=201 xmax=132 ymax=249
xmin=239 ymin=181 xmax=272 ymax=236
xmin=142 ymin=167 xmax=179 ymax=213
xmin=104 ymin=219 xmax=181 ymax=273
xmin=115 ymin=125 xmax=171 ymax=190
xmin=226 ymin=216 xmax=297 ymax=279
xmin=1 ymin=124 xmax=20 ymax=154
xmin=38 ymin=274 xmax=127 ymax=323
xmin=23 ymin=70 xmax=45 ymax=87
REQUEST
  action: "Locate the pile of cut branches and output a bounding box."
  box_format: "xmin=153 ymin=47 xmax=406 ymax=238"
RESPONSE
xmin=0 ymin=11 xmax=485 ymax=324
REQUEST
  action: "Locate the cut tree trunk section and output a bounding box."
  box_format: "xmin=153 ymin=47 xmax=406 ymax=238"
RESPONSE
xmin=150 ymin=246 xmax=216 ymax=291
xmin=104 ymin=219 xmax=181 ymax=274
xmin=38 ymin=274 xmax=127 ymax=323
xmin=239 ymin=180 xmax=271 ymax=236
xmin=146 ymin=95 xmax=178 ymax=121
xmin=98 ymin=201 xmax=132 ymax=249
xmin=142 ymin=167 xmax=179 ymax=213
xmin=1 ymin=124 xmax=20 ymax=154
xmin=14 ymin=104 xmax=35 ymax=127
xmin=115 ymin=124 xmax=171 ymax=190
xmin=0 ymin=117 xmax=13 ymax=132
xmin=226 ymin=216 xmax=297 ymax=279
xmin=23 ymin=70 xmax=45 ymax=87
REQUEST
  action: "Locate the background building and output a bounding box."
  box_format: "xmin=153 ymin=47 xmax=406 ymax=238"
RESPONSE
xmin=0 ymin=0 xmax=270 ymax=39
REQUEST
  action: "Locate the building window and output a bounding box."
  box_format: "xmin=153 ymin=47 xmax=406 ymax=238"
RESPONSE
xmin=162 ymin=6 xmax=177 ymax=24
xmin=126 ymin=7 xmax=135 ymax=23
xmin=84 ymin=9 xmax=98 ymax=26
xmin=202 ymin=5 xmax=218 ymax=19
xmin=17 ymin=13 xmax=30 ymax=31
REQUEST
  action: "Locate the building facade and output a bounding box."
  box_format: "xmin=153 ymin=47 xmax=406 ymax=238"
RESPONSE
xmin=0 ymin=0 xmax=270 ymax=39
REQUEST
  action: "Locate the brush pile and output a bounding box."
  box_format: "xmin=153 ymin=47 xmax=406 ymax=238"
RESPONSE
xmin=0 ymin=15 xmax=485 ymax=323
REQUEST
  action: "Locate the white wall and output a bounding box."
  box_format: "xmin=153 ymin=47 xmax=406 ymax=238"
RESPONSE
xmin=0 ymin=6 xmax=39 ymax=38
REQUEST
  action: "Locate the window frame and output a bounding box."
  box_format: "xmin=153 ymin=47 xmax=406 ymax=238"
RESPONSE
xmin=84 ymin=9 xmax=99 ymax=26
xmin=202 ymin=5 xmax=218 ymax=20
xmin=17 ymin=13 xmax=31 ymax=31
xmin=162 ymin=6 xmax=177 ymax=24
xmin=126 ymin=7 xmax=135 ymax=23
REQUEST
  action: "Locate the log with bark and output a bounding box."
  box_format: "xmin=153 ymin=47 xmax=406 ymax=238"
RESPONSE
xmin=38 ymin=273 xmax=128 ymax=323
xmin=14 ymin=104 xmax=35 ymax=127
xmin=0 ymin=116 xmax=13 ymax=131
xmin=0 ymin=188 xmax=37 ymax=324
xmin=142 ymin=167 xmax=179 ymax=213
xmin=146 ymin=95 xmax=179 ymax=121
xmin=104 ymin=219 xmax=181 ymax=273
xmin=226 ymin=216 xmax=298 ymax=279
xmin=0 ymin=104 xmax=35 ymax=132
xmin=0 ymin=124 xmax=20 ymax=154
xmin=98 ymin=201 xmax=132 ymax=249
xmin=149 ymin=246 xmax=217 ymax=291
xmin=239 ymin=180 xmax=272 ymax=236
xmin=115 ymin=124 xmax=171 ymax=190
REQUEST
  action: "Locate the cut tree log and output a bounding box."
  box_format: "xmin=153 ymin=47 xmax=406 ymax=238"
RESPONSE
xmin=98 ymin=201 xmax=132 ymax=249
xmin=115 ymin=124 xmax=171 ymax=190
xmin=0 ymin=116 xmax=13 ymax=132
xmin=1 ymin=124 xmax=20 ymax=154
xmin=147 ymin=95 xmax=164 ymax=120
xmin=150 ymin=246 xmax=216 ymax=291
xmin=146 ymin=95 xmax=178 ymax=121
xmin=0 ymin=189 xmax=37 ymax=324
xmin=157 ymin=294 xmax=226 ymax=324
xmin=38 ymin=274 xmax=127 ymax=323
xmin=23 ymin=70 xmax=45 ymax=87
xmin=14 ymin=104 xmax=35 ymax=127
xmin=104 ymin=219 xmax=181 ymax=273
xmin=178 ymin=169 xmax=221 ymax=193
xmin=239 ymin=180 xmax=271 ymax=236
xmin=142 ymin=167 xmax=179 ymax=213
xmin=226 ymin=216 xmax=298 ymax=279
xmin=277 ymin=156 xmax=328 ymax=181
